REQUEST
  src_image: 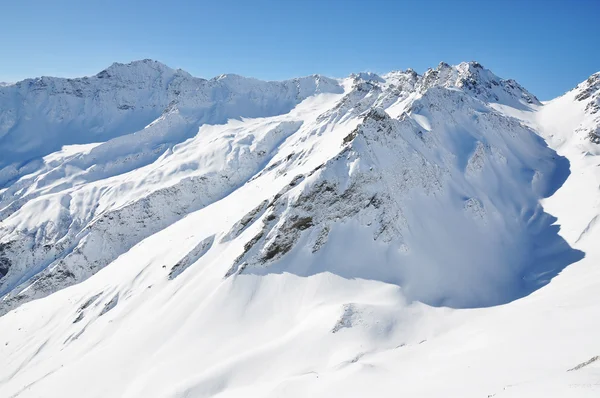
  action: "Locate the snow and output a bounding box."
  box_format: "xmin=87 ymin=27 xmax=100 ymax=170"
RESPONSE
xmin=0 ymin=60 xmax=599 ymax=397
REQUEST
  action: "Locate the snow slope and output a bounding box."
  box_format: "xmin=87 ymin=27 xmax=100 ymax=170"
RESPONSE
xmin=0 ymin=61 xmax=599 ymax=397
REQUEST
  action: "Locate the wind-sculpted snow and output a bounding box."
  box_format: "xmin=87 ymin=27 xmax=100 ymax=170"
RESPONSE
xmin=0 ymin=60 xmax=596 ymax=398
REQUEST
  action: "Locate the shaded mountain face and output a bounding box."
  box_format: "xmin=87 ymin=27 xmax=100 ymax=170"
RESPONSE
xmin=0 ymin=60 xmax=582 ymax=314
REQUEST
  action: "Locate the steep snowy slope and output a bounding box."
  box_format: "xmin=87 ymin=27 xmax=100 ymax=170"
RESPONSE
xmin=0 ymin=62 xmax=342 ymax=312
xmin=0 ymin=61 xmax=598 ymax=398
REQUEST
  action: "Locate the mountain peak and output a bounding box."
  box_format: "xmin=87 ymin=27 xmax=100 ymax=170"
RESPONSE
xmin=351 ymin=72 xmax=385 ymax=83
xmin=417 ymin=60 xmax=539 ymax=107
xmin=96 ymin=59 xmax=188 ymax=80
xmin=108 ymin=58 xmax=172 ymax=71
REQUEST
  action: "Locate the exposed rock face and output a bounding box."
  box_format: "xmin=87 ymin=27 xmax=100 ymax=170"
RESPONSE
xmin=573 ymin=73 xmax=600 ymax=143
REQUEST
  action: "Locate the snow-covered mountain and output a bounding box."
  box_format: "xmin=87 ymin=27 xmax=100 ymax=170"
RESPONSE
xmin=0 ymin=60 xmax=599 ymax=398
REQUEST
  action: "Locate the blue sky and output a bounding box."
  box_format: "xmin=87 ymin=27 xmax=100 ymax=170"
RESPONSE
xmin=1 ymin=0 xmax=598 ymax=99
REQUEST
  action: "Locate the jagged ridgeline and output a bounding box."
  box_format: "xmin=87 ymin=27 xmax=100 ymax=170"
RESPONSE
xmin=0 ymin=60 xmax=586 ymax=315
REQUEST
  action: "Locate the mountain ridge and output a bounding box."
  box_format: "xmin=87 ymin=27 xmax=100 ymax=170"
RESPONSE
xmin=0 ymin=59 xmax=582 ymax=313
xmin=0 ymin=59 xmax=599 ymax=397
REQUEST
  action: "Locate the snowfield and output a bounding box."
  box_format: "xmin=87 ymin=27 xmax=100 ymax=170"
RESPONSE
xmin=0 ymin=60 xmax=599 ymax=397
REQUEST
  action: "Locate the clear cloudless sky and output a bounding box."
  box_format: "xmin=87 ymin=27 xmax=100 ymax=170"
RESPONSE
xmin=0 ymin=0 xmax=598 ymax=99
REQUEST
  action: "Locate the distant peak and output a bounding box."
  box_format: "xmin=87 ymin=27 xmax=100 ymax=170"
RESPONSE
xmin=418 ymin=61 xmax=540 ymax=106
xmin=457 ymin=61 xmax=485 ymax=69
xmin=113 ymin=59 xmax=171 ymax=69
xmin=383 ymin=68 xmax=419 ymax=78
xmin=455 ymin=61 xmax=494 ymax=75
xmin=212 ymin=73 xmax=249 ymax=82
xmin=351 ymin=72 xmax=385 ymax=83
xmin=96 ymin=59 xmax=186 ymax=80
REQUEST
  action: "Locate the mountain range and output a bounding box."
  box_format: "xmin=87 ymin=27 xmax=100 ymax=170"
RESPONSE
xmin=0 ymin=59 xmax=599 ymax=397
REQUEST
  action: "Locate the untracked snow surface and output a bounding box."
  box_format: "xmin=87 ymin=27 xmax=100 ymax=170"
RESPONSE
xmin=0 ymin=60 xmax=599 ymax=398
